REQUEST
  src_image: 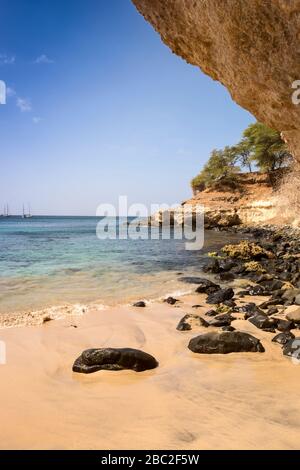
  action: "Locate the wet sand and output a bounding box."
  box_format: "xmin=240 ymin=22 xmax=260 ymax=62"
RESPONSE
xmin=0 ymin=293 xmax=300 ymax=450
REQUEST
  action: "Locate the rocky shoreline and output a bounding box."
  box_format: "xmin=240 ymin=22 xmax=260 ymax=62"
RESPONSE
xmin=72 ymin=224 xmax=300 ymax=373
xmin=176 ymin=226 xmax=300 ymax=358
xmin=2 ymin=225 xmax=300 ymax=449
xmin=1 ymin=222 xmax=299 ymax=369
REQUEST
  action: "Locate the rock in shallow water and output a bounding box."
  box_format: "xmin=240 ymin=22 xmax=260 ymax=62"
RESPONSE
xmin=195 ymin=278 xmax=220 ymax=294
xmin=73 ymin=348 xmax=158 ymax=373
xmin=163 ymin=296 xmax=178 ymax=305
xmin=133 ymin=301 xmax=146 ymax=308
xmin=188 ymin=331 xmax=265 ymax=354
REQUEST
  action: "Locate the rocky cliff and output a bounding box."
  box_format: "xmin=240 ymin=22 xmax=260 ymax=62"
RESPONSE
xmin=132 ymin=0 xmax=300 ymax=161
xmin=185 ymin=171 xmax=279 ymax=227
xmin=150 ymin=171 xmax=288 ymax=228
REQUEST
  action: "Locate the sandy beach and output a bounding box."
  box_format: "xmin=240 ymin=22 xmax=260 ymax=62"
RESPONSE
xmin=1 ymin=291 xmax=300 ymax=450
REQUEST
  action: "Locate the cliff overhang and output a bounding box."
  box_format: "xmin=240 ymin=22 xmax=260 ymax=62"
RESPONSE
xmin=132 ymin=0 xmax=300 ymax=161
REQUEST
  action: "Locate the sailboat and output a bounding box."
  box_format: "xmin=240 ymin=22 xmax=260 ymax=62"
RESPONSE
xmin=22 ymin=203 xmax=32 ymax=218
xmin=2 ymin=204 xmax=11 ymax=217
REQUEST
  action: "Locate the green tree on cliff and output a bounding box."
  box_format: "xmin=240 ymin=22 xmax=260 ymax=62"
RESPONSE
xmin=242 ymin=122 xmax=293 ymax=172
xmin=233 ymin=140 xmax=253 ymax=172
xmin=191 ymin=148 xmax=239 ymax=189
xmin=191 ymin=122 xmax=293 ymax=190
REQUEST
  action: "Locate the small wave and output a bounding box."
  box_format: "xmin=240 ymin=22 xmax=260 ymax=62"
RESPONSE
xmin=0 ymin=303 xmax=95 ymax=329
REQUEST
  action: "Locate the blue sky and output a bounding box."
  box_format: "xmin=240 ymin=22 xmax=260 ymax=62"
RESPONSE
xmin=0 ymin=0 xmax=254 ymax=215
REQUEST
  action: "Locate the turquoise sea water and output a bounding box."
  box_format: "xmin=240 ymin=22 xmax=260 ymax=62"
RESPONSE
xmin=0 ymin=216 xmax=242 ymax=314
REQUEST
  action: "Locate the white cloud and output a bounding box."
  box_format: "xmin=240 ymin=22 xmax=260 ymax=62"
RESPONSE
xmin=34 ymin=54 xmax=54 ymax=64
xmin=6 ymin=84 xmax=33 ymax=114
xmin=16 ymin=97 xmax=32 ymax=112
xmin=0 ymin=54 xmax=15 ymax=65
xmin=32 ymin=116 xmax=42 ymax=124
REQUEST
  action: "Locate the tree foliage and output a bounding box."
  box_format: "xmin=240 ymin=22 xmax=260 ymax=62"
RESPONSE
xmin=242 ymin=122 xmax=293 ymax=172
xmin=191 ymin=148 xmax=240 ymax=189
xmin=191 ymin=122 xmax=293 ymax=190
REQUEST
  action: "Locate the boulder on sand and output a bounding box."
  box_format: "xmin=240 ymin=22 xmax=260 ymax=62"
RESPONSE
xmin=208 ymin=313 xmax=234 ymax=327
xmin=73 ymin=348 xmax=158 ymax=373
xmin=272 ymin=332 xmax=295 ymax=346
xmin=176 ymin=314 xmax=209 ymax=331
xmin=283 ymin=338 xmax=300 ymax=361
xmin=276 ymin=319 xmax=295 ymax=332
xmin=248 ymin=314 xmax=277 ymax=330
xmin=188 ymin=331 xmax=265 ymax=354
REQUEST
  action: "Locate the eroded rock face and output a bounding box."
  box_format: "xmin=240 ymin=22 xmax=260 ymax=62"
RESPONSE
xmin=132 ymin=0 xmax=300 ymax=160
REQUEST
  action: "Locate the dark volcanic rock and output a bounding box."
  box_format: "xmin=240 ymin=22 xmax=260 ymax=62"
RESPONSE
xmin=283 ymin=338 xmax=300 ymax=361
xmin=259 ymin=279 xmax=285 ymax=292
xmin=206 ymin=287 xmax=234 ymax=305
xmin=247 ymin=285 xmax=269 ymax=296
xmin=223 ymin=299 xmax=236 ymax=308
xmin=218 ymin=272 xmax=235 ymax=282
xmin=188 ymin=331 xmax=265 ymax=354
xmin=176 ymin=314 xmax=209 ymax=331
xmin=272 ymin=332 xmax=295 ymax=346
xmin=222 ymin=325 xmax=235 ymax=332
xmin=259 ymin=299 xmax=284 ymax=309
xmin=163 ymin=296 xmax=179 ymax=305
xmin=179 ymin=276 xmax=210 ymax=284
xmin=219 ymin=259 xmax=237 ymax=272
xmin=195 ymin=278 xmax=220 ymax=294
xmin=133 ymin=301 xmax=146 ymax=308
xmin=276 ymin=319 xmax=295 ymax=332
xmin=255 ymin=274 xmax=274 ymax=283
xmin=262 ymin=327 xmax=277 ymax=333
xmin=202 ymin=258 xmax=221 ymax=274
xmin=209 ymin=313 xmax=234 ymax=327
xmin=278 ymin=272 xmax=293 ymax=282
xmin=205 ymin=309 xmax=218 ymax=317
xmin=231 ymin=264 xmax=246 ymax=275
xmin=73 ymin=348 xmax=158 ymax=373
xmin=235 ymin=302 xmax=264 ymax=319
xmin=267 ymin=307 xmax=279 ymax=315
xmin=237 ymin=290 xmax=250 ymax=297
xmin=248 ymin=314 xmax=277 ymax=330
